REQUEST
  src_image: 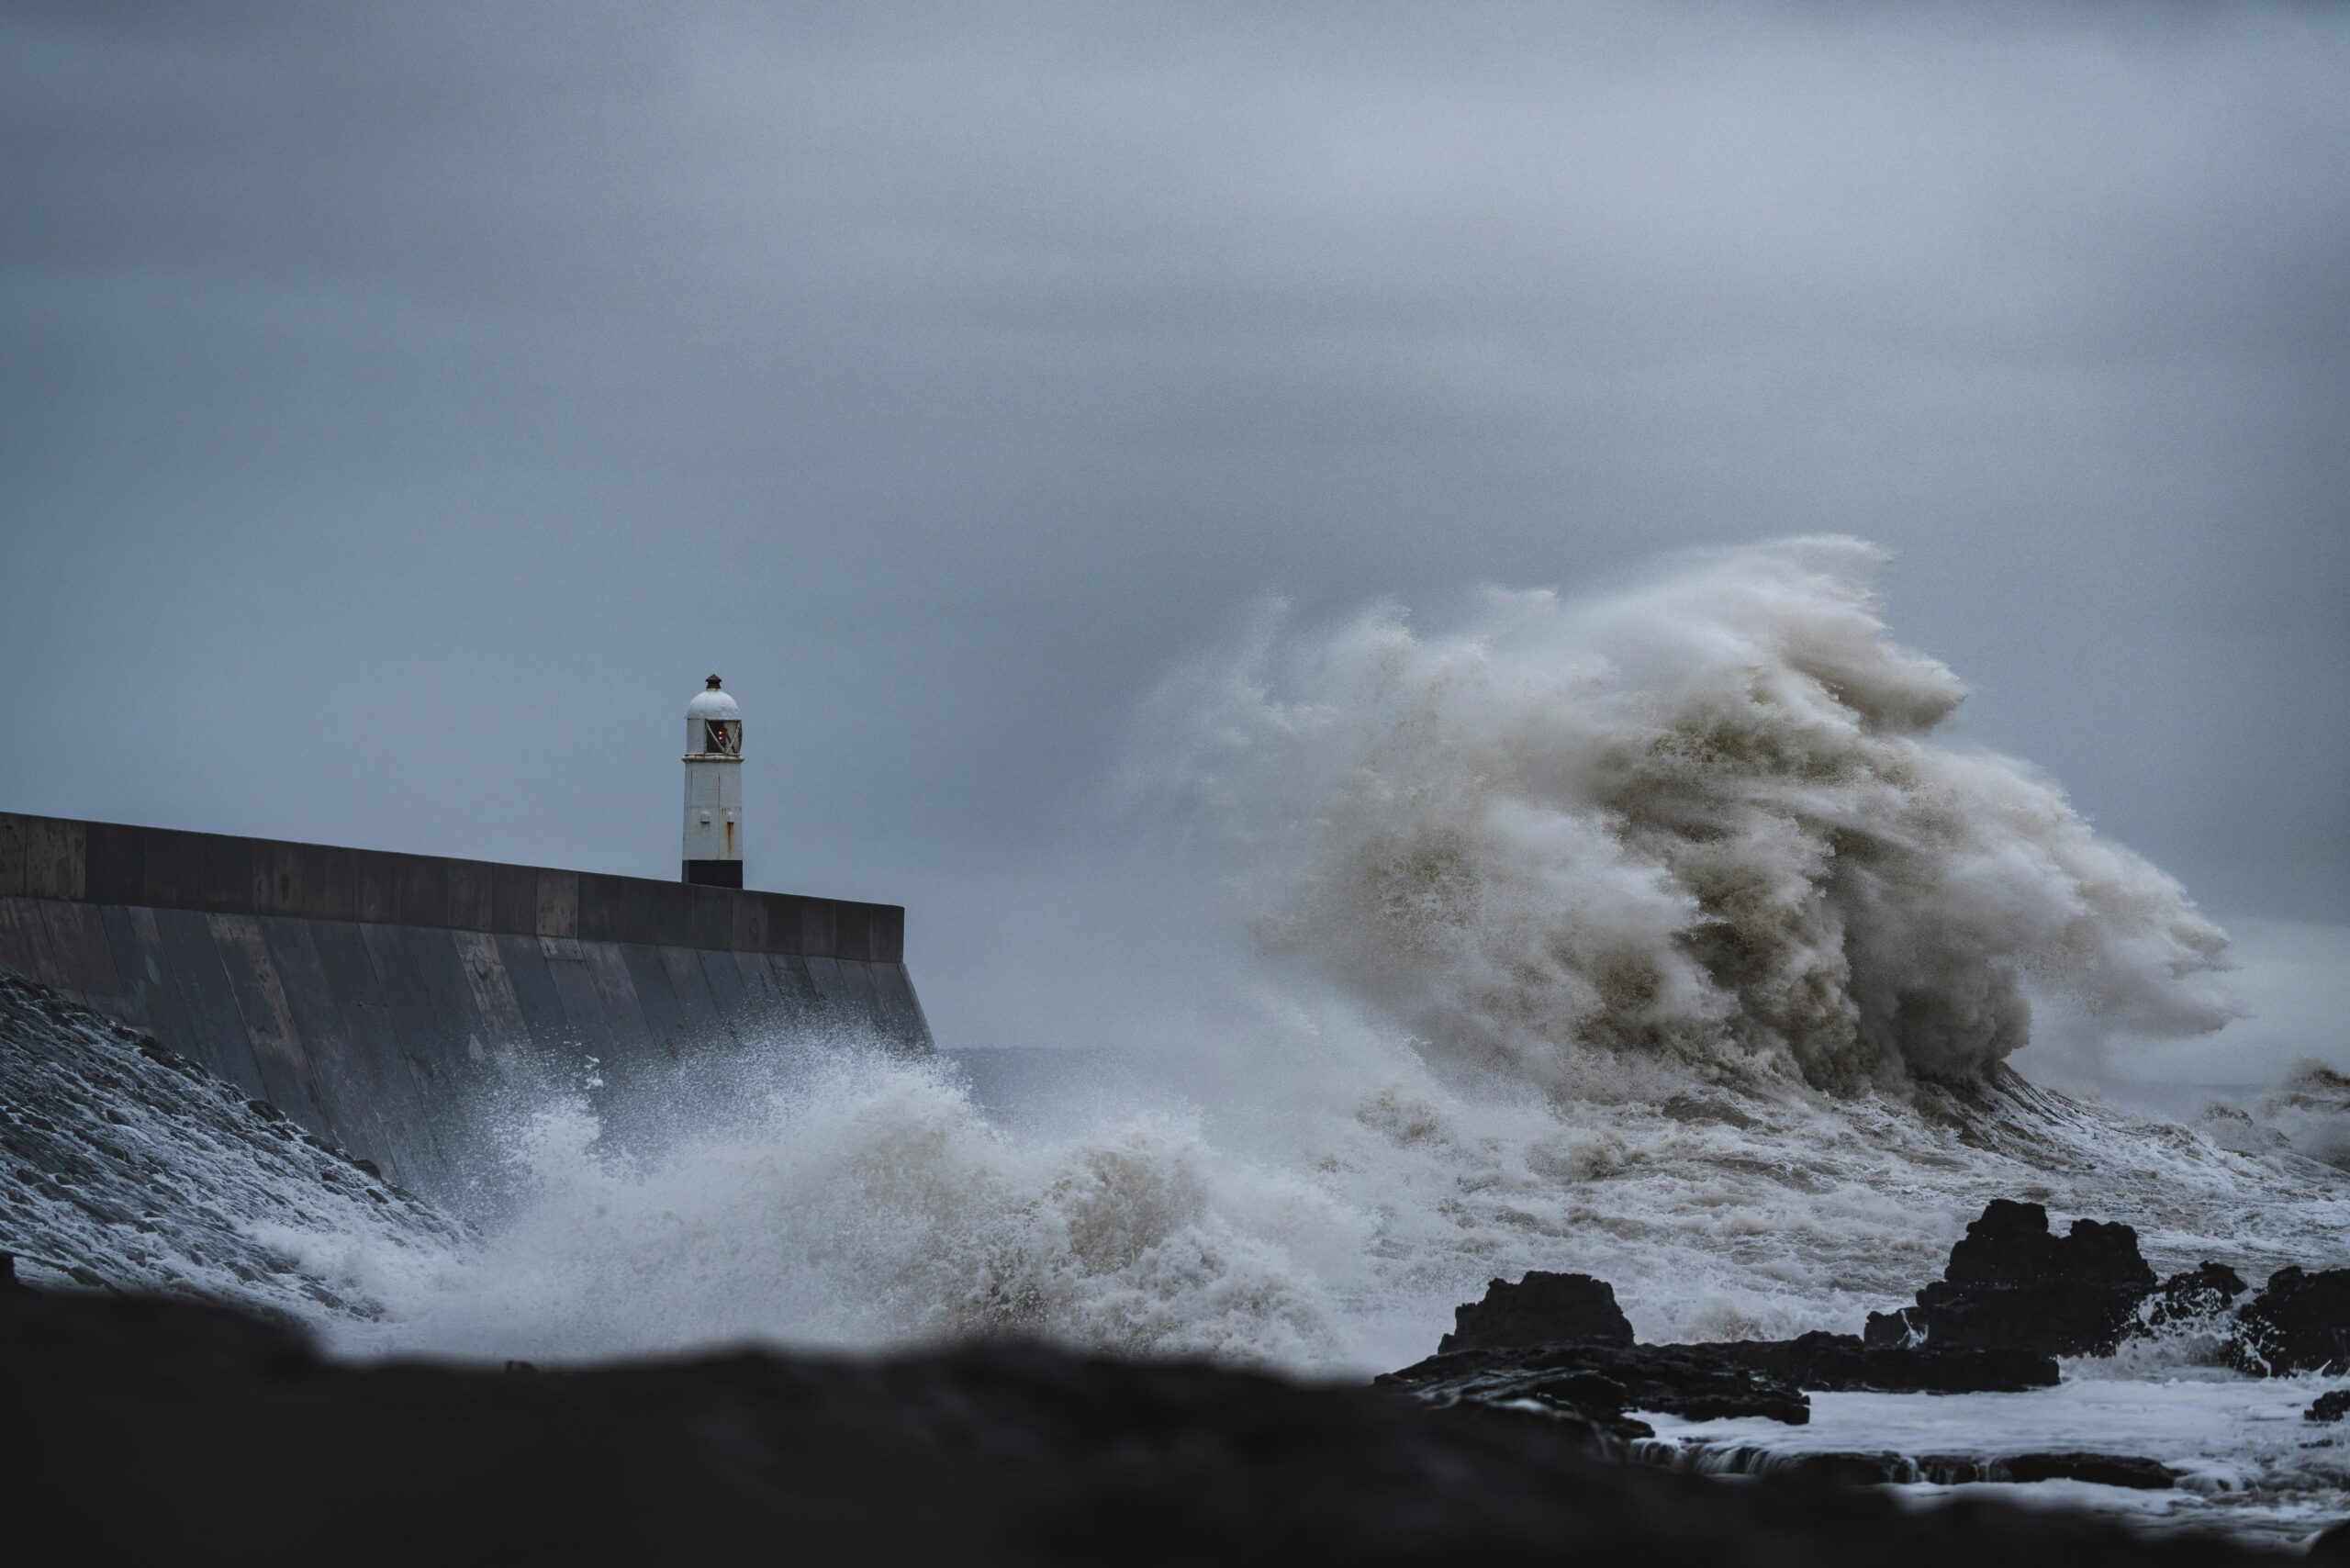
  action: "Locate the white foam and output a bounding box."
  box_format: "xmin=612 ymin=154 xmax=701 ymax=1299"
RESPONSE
xmin=1640 ymin=1375 xmax=2350 ymax=1550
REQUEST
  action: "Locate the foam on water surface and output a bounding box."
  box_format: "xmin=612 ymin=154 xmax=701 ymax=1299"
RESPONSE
xmin=1641 ymin=1373 xmax=2350 ymax=1549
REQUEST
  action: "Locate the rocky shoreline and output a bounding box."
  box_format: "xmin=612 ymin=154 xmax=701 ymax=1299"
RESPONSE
xmin=1382 ymin=1199 xmax=2350 ymax=1486
xmin=0 ymin=1271 xmax=2326 ymax=1566
xmin=5 ymin=1196 xmax=2346 ymax=1565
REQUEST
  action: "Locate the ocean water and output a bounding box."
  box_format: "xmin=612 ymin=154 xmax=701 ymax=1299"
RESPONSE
xmin=8 ymin=539 xmax=2346 ymax=1541
xmin=1640 ymin=1370 xmax=2350 ymax=1550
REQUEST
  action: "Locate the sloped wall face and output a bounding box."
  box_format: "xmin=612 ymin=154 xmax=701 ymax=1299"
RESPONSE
xmin=0 ymin=814 xmax=931 ymax=1202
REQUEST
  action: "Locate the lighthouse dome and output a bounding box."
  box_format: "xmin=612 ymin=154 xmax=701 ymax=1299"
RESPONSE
xmin=682 ymin=673 xmax=744 ymax=882
xmin=686 ymin=675 xmax=740 ymax=722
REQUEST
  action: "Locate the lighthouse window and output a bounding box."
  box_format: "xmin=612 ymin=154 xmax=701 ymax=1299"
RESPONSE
xmin=703 ymin=720 xmax=740 ymax=755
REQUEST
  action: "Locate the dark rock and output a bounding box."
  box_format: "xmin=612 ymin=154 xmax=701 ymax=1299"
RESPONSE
xmin=1993 ymin=1452 xmax=2178 ymax=1490
xmin=1382 ymin=1341 xmax=1809 ymax=1433
xmin=0 ymin=1251 xmax=17 ymax=1294
xmin=1439 ymin=1271 xmax=1636 ymax=1352
xmin=2229 ymin=1267 xmax=2350 ymax=1376
xmin=1868 ymin=1201 xmax=2156 ymax=1358
xmin=1735 ymin=1450 xmax=1918 ymax=1485
xmin=1653 ymin=1446 xmax=2174 ymax=1490
xmin=1384 ymin=1330 xmax=2061 ymax=1439
xmin=7 ymin=1289 xmax=2268 ymax=1568
xmin=2304 ymin=1388 xmax=2350 ymax=1424
xmin=1693 ymin=1331 xmax=2059 ymax=1394
xmin=1943 ymin=1201 xmax=2153 ymax=1292
xmin=1864 ymin=1306 xmax=1923 ymax=1348
xmin=1401 ymin=1274 xmax=2062 ymax=1441
xmin=2143 ymin=1263 xmax=2247 ymax=1333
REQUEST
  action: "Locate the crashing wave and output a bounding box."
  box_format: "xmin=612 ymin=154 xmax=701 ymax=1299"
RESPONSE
xmin=2219 ymin=1063 xmax=2350 ymax=1171
xmin=1158 ymin=537 xmax=2234 ymax=1094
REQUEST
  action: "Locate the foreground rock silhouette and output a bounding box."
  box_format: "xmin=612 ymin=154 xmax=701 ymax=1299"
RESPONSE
xmin=0 ymin=1288 xmax=2281 ymax=1567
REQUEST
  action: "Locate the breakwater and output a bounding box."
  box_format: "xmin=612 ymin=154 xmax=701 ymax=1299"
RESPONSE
xmin=0 ymin=812 xmax=929 ymax=1200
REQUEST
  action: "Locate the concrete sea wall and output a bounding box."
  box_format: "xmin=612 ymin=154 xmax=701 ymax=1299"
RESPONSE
xmin=0 ymin=812 xmax=931 ymax=1202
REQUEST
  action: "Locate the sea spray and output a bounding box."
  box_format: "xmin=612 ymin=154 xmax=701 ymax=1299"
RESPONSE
xmin=292 ymin=1044 xmax=1362 ymax=1366
xmin=270 ymin=539 xmax=2344 ymax=1372
xmin=1154 ymin=537 xmax=2235 ymax=1095
xmin=279 ymin=1013 xmax=2344 ymax=1373
xmin=0 ymin=970 xmax=460 ymax=1313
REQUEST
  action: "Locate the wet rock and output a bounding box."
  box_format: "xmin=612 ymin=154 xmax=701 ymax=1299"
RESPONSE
xmin=1864 ymin=1201 xmax=2155 ymax=1357
xmin=2230 ymin=1267 xmax=2350 ymax=1375
xmin=1383 ymin=1331 xmax=2056 ymax=1441
xmin=2304 ymin=1388 xmax=2349 ymax=1424
xmin=1438 ymin=1271 xmax=1636 ymax=1352
xmin=1992 ymin=1452 xmax=2179 ymax=1490
xmin=1863 ymin=1309 xmax=1919 ymax=1347
xmin=1399 ymin=1271 xmax=2064 ymax=1439
xmin=1712 ymin=1450 xmax=1917 ymax=1485
xmin=2143 ymin=1262 xmax=2247 ymax=1334
xmin=1651 ymin=1446 xmax=2176 ymax=1490
xmin=1693 ymin=1331 xmax=2058 ymax=1394
xmin=1382 ymin=1342 xmax=1809 ymax=1434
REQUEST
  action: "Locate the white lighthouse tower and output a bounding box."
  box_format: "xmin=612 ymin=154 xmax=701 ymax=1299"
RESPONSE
xmin=682 ymin=674 xmax=744 ymax=888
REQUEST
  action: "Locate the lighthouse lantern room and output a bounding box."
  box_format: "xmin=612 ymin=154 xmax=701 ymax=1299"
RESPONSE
xmin=682 ymin=674 xmax=744 ymax=888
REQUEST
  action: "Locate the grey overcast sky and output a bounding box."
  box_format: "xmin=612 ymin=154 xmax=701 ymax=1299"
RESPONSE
xmin=3 ymin=3 xmax=2345 ymax=1057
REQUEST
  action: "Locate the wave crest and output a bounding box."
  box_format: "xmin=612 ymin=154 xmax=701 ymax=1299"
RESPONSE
xmin=304 ymin=1050 xmax=1357 ymax=1366
xmin=1168 ymin=538 xmax=2232 ymax=1092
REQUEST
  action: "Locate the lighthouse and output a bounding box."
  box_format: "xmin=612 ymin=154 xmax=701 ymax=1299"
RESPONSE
xmin=682 ymin=674 xmax=744 ymax=888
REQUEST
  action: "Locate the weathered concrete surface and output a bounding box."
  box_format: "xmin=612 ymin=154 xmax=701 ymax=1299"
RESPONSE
xmin=0 ymin=813 xmax=931 ymax=1201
